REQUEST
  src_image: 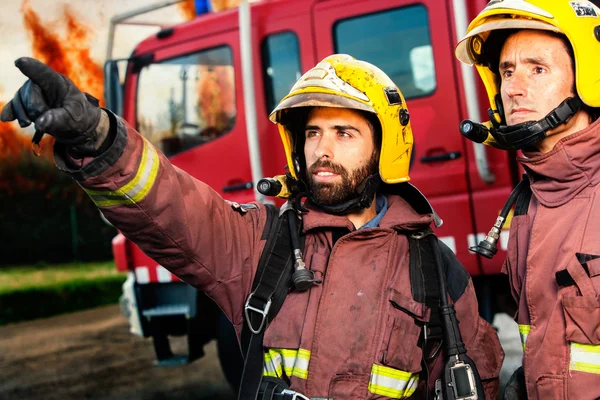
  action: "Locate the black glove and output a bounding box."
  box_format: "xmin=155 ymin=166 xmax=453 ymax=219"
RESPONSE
xmin=0 ymin=57 xmax=102 ymax=155
xmin=503 ymin=366 xmax=526 ymax=400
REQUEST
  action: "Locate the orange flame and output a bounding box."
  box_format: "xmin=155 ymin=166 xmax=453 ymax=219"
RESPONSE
xmin=210 ymin=0 xmax=243 ymax=12
xmin=177 ymin=0 xmax=197 ymax=21
xmin=196 ymin=66 xmax=235 ymax=136
xmin=0 ymin=101 xmax=32 ymax=159
xmin=21 ymin=0 xmax=104 ymax=106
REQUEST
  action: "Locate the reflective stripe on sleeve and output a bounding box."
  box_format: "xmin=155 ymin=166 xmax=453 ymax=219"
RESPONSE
xmin=518 ymin=324 xmax=530 ymax=351
xmin=570 ymin=342 xmax=600 ymax=374
xmin=83 ymin=139 xmax=159 ymax=207
xmin=368 ymin=364 xmax=418 ymax=399
xmin=264 ymin=348 xmax=310 ymax=380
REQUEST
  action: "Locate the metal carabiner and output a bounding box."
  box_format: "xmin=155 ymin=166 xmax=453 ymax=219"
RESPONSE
xmin=280 ymin=389 xmax=310 ymax=400
xmin=243 ymin=293 xmax=272 ymax=334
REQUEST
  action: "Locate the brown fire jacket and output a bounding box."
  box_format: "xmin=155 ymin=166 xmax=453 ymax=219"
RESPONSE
xmin=55 ymin=112 xmax=503 ymax=399
xmin=503 ymin=118 xmax=600 ymax=399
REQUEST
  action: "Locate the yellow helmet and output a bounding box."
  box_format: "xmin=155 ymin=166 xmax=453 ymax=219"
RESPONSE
xmin=455 ymin=0 xmax=600 ymax=115
xmin=269 ymin=54 xmax=413 ymax=184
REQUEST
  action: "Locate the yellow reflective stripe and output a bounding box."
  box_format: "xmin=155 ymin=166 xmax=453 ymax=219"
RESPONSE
xmin=369 ymin=364 xmax=419 ymax=399
xmin=263 ymin=348 xmax=311 ymax=380
xmin=518 ymin=324 xmax=530 ymax=351
xmin=264 ymin=351 xmax=283 ymax=377
xmin=570 ymin=342 xmax=600 ymax=374
xmin=83 ymin=139 xmax=159 ymax=207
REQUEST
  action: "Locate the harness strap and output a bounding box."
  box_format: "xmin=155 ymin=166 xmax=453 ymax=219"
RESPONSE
xmin=239 ymin=205 xmax=301 ymax=400
xmin=409 ymin=230 xmax=443 ymax=342
xmin=514 ymin=176 xmax=532 ymax=217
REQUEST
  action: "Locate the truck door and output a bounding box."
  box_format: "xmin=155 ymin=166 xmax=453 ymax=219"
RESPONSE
xmin=133 ymin=29 xmax=255 ymax=204
xmin=251 ymin=2 xmax=317 ymax=179
xmin=312 ymin=0 xmax=482 ymax=274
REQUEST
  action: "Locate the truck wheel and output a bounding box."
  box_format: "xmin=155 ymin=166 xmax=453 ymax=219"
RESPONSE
xmin=216 ymin=312 xmax=243 ymax=392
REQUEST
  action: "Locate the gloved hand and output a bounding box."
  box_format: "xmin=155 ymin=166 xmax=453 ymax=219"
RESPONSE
xmin=503 ymin=366 xmax=526 ymax=400
xmin=0 ymin=57 xmax=105 ymax=155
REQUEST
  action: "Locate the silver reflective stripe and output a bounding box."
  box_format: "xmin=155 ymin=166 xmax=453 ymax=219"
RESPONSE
xmin=263 ymin=348 xmax=310 ymax=379
xmin=518 ymin=324 xmax=530 ymax=351
xmin=368 ymin=364 xmax=419 ymax=399
xmin=83 ymin=139 xmax=159 ymax=207
xmin=570 ymin=342 xmax=600 ymax=374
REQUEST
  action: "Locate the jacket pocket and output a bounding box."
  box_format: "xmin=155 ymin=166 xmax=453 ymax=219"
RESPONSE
xmin=536 ymin=374 xmax=565 ymax=400
xmin=563 ymin=295 xmax=600 ymax=345
xmin=328 ymin=373 xmax=370 ymax=400
xmin=379 ymin=288 xmax=428 ymax=374
xmin=562 ymin=295 xmax=600 ymax=376
xmin=365 ymin=289 xmax=426 ymax=399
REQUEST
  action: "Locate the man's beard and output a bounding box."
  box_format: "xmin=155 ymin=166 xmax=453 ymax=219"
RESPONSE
xmin=307 ymin=151 xmax=378 ymax=206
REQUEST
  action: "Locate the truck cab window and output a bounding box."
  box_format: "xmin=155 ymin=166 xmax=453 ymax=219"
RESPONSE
xmin=334 ymin=5 xmax=436 ymax=99
xmin=262 ymin=31 xmax=302 ymax=113
xmin=136 ymin=46 xmax=236 ymax=157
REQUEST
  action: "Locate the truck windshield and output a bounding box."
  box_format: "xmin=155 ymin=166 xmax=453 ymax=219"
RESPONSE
xmin=136 ymin=45 xmax=236 ymax=157
xmin=334 ymin=4 xmax=436 ymax=99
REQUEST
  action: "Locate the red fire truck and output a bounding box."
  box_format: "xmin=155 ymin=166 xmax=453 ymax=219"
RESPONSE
xmin=103 ymin=0 xmax=518 ymax=387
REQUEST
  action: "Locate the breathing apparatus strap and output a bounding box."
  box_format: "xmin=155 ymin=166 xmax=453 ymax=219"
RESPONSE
xmin=514 ymin=177 xmax=533 ymax=217
xmin=492 ymin=97 xmax=583 ymax=150
xmin=409 ymin=232 xmax=443 ymax=344
xmin=239 ymin=204 xmax=301 ymax=400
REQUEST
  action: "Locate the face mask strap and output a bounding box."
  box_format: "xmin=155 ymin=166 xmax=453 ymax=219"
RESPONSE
xmin=491 ymin=96 xmax=583 ymax=150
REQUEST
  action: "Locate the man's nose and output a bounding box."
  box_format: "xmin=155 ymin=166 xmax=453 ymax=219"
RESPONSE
xmin=314 ymin=135 xmax=334 ymax=159
xmin=504 ymin=72 xmax=527 ymax=98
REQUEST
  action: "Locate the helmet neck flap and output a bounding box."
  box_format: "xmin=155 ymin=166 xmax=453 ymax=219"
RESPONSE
xmin=491 ymin=96 xmax=583 ymax=151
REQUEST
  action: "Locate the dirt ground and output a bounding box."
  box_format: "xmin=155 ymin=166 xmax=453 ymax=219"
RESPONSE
xmin=0 ymin=305 xmax=522 ymax=400
xmin=0 ymin=305 xmax=237 ymax=400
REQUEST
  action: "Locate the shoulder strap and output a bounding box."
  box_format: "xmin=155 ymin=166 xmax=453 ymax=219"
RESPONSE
xmin=408 ymin=231 xmax=443 ymax=342
xmin=514 ymin=175 xmax=532 ymax=216
xmin=238 ymin=205 xmax=302 ymax=400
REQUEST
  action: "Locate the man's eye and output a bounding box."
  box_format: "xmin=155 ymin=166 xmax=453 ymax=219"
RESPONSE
xmin=501 ymin=70 xmax=513 ymax=79
xmin=338 ymin=131 xmax=351 ymax=138
xmin=534 ymin=66 xmax=546 ymax=74
xmin=306 ymin=130 xmax=319 ymax=138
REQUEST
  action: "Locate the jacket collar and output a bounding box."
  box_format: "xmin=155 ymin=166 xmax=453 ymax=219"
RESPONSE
xmin=518 ymin=118 xmax=600 ymax=207
xmin=301 ymin=183 xmax=435 ymax=233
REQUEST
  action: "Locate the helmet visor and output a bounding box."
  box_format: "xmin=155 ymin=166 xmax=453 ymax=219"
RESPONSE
xmin=269 ymin=92 xmax=375 ymax=123
xmin=455 ymin=18 xmax=561 ymax=65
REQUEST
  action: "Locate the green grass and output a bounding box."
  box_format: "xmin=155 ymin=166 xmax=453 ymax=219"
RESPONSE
xmin=0 ymin=261 xmax=121 ymax=295
xmin=0 ymin=261 xmax=127 ymax=325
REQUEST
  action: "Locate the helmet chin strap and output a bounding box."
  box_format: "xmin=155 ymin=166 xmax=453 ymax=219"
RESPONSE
xmin=309 ymin=173 xmax=381 ymax=215
xmin=491 ymin=97 xmax=583 ymax=151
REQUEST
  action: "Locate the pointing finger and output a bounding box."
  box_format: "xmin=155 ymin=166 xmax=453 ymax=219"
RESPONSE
xmin=8 ymin=89 xmax=32 ymax=128
xmin=14 ymin=57 xmax=67 ymax=104
xmin=0 ymin=100 xmax=16 ymax=122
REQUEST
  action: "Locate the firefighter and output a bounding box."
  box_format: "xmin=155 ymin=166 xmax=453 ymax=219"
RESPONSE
xmin=455 ymin=0 xmax=600 ymax=399
xmin=1 ymin=54 xmax=503 ymax=399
